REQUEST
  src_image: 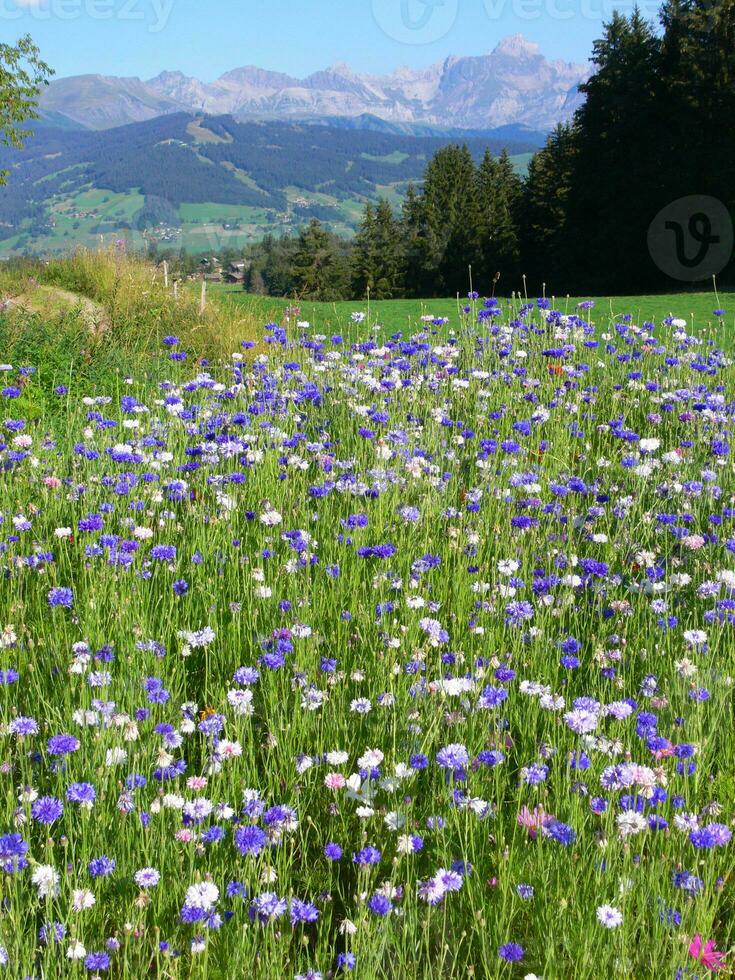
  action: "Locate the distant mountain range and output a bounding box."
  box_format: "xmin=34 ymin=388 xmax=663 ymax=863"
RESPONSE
xmin=39 ymin=35 xmax=587 ymax=133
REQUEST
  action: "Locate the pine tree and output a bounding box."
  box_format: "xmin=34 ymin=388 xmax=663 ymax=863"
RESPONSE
xmin=400 ymin=183 xmax=433 ymax=298
xmin=291 ymin=220 xmax=343 ymax=300
xmin=659 ymin=0 xmax=735 ymax=277
xmin=565 ymin=8 xmax=661 ymax=290
xmin=521 ymin=124 xmax=576 ymax=292
xmin=420 ymin=144 xmax=479 ymax=295
xmin=475 ymin=149 xmax=499 ymax=288
xmin=475 ymin=149 xmax=524 ymax=293
xmin=373 ymin=199 xmax=403 ymax=298
xmin=351 ymin=203 xmax=378 ymax=298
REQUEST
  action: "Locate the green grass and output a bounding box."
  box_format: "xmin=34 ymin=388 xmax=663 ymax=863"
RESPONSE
xmin=360 ymin=150 xmax=411 ymax=164
xmin=0 ymin=250 xmax=268 ymax=374
xmin=205 ymin=284 xmax=735 ymax=339
xmin=509 ymin=151 xmax=534 ymax=174
xmin=178 ymin=203 xmax=271 ymax=224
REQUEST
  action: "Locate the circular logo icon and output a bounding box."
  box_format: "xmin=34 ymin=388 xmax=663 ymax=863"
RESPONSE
xmin=372 ymin=0 xmax=459 ymax=45
xmin=648 ymin=195 xmax=733 ymax=282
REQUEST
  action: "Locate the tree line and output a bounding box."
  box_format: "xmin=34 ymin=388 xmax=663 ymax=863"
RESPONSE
xmin=230 ymin=0 xmax=735 ymax=300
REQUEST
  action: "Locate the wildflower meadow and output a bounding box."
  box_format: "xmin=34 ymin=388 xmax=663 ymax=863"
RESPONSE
xmin=0 ymin=295 xmax=733 ymax=979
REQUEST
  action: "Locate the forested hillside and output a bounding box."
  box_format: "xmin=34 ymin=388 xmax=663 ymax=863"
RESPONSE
xmin=0 ymin=113 xmax=540 ymax=254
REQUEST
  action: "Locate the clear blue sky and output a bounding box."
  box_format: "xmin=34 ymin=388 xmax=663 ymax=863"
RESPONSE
xmin=0 ymin=0 xmax=660 ymax=80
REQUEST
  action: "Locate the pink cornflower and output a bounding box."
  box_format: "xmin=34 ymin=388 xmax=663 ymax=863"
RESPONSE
xmin=517 ymin=806 xmax=554 ymax=840
xmin=689 ymin=935 xmax=726 ymax=971
xmin=324 ymin=773 xmax=346 ymax=790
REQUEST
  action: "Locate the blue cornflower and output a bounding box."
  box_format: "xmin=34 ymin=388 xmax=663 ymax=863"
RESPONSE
xmin=0 ymin=833 xmax=29 ymax=873
xmin=47 ymin=734 xmax=79 ymax=756
xmin=498 ymin=943 xmax=524 ymax=962
xmin=88 ymin=856 xmax=116 ymax=878
xmin=367 ymin=893 xmax=392 ymax=917
xmin=352 ymin=846 xmax=381 ymax=866
xmin=47 ymin=587 xmax=74 ymax=608
xmin=84 ymin=952 xmax=110 ymax=971
xmin=290 ymin=898 xmax=319 ymax=925
xmin=31 ymin=796 xmax=64 ymax=824
xmin=234 ymin=826 xmax=267 ymax=856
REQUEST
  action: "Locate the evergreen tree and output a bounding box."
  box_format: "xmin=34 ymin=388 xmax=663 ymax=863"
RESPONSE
xmin=420 ymin=144 xmax=479 ymax=295
xmin=372 ymin=199 xmax=403 ymax=298
xmin=400 ymin=183 xmax=433 ymax=298
xmin=351 ymin=203 xmax=378 ymax=298
xmin=259 ymin=234 xmax=297 ymax=296
xmin=291 ymin=220 xmax=349 ymax=301
xmin=521 ymin=124 xmax=576 ymax=292
xmin=659 ymin=0 xmax=735 ymax=280
xmin=565 ymin=8 xmax=661 ymax=290
xmin=476 ymin=148 xmax=523 ymax=292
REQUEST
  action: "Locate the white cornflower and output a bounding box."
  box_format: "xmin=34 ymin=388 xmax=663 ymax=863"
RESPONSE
xmin=596 ymin=904 xmax=623 ymax=928
xmin=71 ymin=888 xmax=96 ymax=912
xmin=185 ymin=881 xmax=219 ymax=911
xmin=32 ymin=864 xmax=59 ymax=898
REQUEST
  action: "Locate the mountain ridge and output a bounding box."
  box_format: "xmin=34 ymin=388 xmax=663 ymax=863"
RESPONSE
xmin=40 ymin=34 xmax=587 ymax=133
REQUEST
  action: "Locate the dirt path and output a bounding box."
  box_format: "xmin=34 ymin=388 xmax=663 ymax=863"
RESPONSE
xmin=1 ymin=284 xmax=108 ymax=335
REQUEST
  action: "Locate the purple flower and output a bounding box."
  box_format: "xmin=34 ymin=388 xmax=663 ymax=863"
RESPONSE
xmin=150 ymin=544 xmax=176 ymax=561
xmin=234 ymin=825 xmax=268 ymax=856
xmin=249 ymin=892 xmax=287 ymax=924
xmin=352 ymin=846 xmax=381 ymax=867
xmin=505 ymin=600 xmax=534 ymax=625
xmin=134 ymin=868 xmax=160 ymax=888
xmin=0 ymin=833 xmax=29 ymax=873
xmin=543 ymin=820 xmax=576 ymax=846
xmin=9 ymin=717 xmax=38 ymax=736
xmin=66 ymin=782 xmax=96 ymax=806
xmin=290 ymin=898 xmax=319 ymax=925
xmin=47 ymin=734 xmax=79 ymax=756
xmin=436 ymin=744 xmax=469 ymax=770
xmin=88 ymin=856 xmax=116 ymax=878
xmin=84 ymin=952 xmax=110 ymax=971
xmin=367 ymin=893 xmax=392 ymax=917
xmin=498 ymin=943 xmax=524 ymax=962
xmin=47 ymin=587 xmax=74 ymax=609
xmin=691 ymin=824 xmax=732 ymax=848
xmin=31 ymin=796 xmax=64 ymax=825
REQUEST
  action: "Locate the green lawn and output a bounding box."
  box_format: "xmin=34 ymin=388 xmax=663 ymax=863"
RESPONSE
xmin=205 ymin=283 xmax=734 ymax=337
xmin=178 ymin=202 xmax=270 ymax=224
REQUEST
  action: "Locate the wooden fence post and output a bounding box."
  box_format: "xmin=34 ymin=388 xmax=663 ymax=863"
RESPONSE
xmin=200 ymin=280 xmax=207 ymax=316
